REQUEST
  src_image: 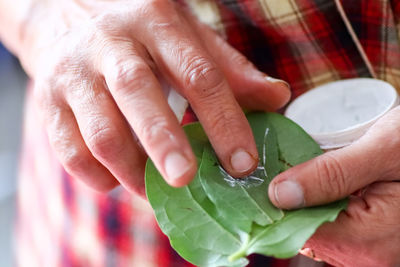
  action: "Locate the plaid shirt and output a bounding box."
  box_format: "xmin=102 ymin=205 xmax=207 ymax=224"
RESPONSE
xmin=16 ymin=0 xmax=400 ymax=266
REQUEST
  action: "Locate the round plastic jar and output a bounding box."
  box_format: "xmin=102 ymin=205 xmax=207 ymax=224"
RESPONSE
xmin=285 ymin=78 xmax=399 ymax=150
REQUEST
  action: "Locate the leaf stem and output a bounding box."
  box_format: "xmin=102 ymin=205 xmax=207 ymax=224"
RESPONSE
xmin=228 ymin=235 xmax=249 ymax=262
xmin=228 ymin=249 xmax=247 ymax=262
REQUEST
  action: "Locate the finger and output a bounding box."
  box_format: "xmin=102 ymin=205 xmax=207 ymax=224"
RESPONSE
xmin=133 ymin=2 xmax=259 ymax=176
xmin=64 ymin=77 xmax=148 ymax=195
xmin=99 ymin=41 xmax=197 ymax=187
xmin=34 ymin=85 xmax=119 ymax=192
xmin=181 ymin=9 xmax=291 ymax=111
xmin=268 ymin=141 xmax=381 ymax=209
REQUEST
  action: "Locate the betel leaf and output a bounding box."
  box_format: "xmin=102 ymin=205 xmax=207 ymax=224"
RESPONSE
xmin=145 ymin=123 xmax=247 ymax=267
xmin=145 ymin=112 xmax=347 ymax=266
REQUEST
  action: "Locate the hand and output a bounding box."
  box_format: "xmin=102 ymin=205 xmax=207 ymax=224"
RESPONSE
xmin=301 ymin=181 xmax=400 ymax=266
xmin=268 ymin=106 xmax=400 ymax=266
xmin=31 ymin=0 xmax=290 ymax=195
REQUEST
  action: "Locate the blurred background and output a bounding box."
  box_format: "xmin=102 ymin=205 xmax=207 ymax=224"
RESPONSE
xmin=0 ymin=42 xmax=27 ymax=267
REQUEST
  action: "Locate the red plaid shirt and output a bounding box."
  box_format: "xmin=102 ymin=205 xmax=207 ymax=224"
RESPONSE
xmin=16 ymin=0 xmax=400 ymax=266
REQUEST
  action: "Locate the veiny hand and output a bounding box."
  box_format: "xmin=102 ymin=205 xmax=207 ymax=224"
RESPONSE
xmin=31 ymin=0 xmax=290 ymax=195
xmin=268 ymin=106 xmax=400 ymax=266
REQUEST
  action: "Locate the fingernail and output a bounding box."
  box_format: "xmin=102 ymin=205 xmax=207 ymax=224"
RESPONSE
xmin=265 ymin=76 xmax=290 ymax=89
xmin=273 ymin=180 xmax=304 ymax=209
xmin=231 ymin=149 xmax=255 ymax=173
xmin=164 ymin=152 xmax=191 ymax=181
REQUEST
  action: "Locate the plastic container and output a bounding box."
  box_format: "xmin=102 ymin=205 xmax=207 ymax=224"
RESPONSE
xmin=285 ymin=78 xmax=399 ymax=150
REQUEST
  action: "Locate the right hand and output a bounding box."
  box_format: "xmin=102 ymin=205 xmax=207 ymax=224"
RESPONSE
xmin=31 ymin=0 xmax=290 ymax=195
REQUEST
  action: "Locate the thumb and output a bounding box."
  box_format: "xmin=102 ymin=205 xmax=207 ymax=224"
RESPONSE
xmin=268 ymin=142 xmax=382 ymax=209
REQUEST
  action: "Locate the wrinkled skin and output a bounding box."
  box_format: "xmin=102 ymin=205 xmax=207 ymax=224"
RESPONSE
xmin=29 ymin=0 xmax=290 ymax=195
xmin=306 ymin=182 xmax=400 ymax=266
xmin=269 ymin=107 xmax=400 ymax=266
xmin=2 ymin=0 xmax=399 ymax=265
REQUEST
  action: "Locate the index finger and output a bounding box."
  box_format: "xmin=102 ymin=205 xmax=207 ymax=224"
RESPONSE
xmin=133 ymin=1 xmax=259 ymax=177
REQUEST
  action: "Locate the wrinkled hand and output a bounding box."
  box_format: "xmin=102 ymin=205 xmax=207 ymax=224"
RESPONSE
xmin=32 ymin=0 xmax=290 ymax=195
xmin=269 ymin=106 xmax=400 ymax=266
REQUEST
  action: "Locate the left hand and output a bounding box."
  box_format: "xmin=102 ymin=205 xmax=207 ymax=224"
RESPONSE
xmin=268 ymin=106 xmax=400 ymax=266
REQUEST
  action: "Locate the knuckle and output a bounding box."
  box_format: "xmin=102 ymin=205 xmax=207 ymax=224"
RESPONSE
xmin=44 ymin=60 xmax=91 ymax=103
xmin=93 ymin=13 xmax=126 ymax=37
xmin=62 ymin=147 xmax=91 ymax=175
xmin=138 ymin=116 xmax=169 ymax=146
xmin=35 ymin=63 xmax=73 ymax=100
xmin=131 ymin=0 xmax=178 ymax=32
xmin=147 ymin=19 xmax=181 ymax=37
xmin=109 ymin=61 xmax=150 ymax=94
xmin=86 ymin=125 xmax=125 ymax=160
xmin=315 ymin=154 xmax=348 ymax=197
xmin=59 ymin=60 xmax=92 ymax=85
xmin=182 ymin=56 xmax=225 ymax=98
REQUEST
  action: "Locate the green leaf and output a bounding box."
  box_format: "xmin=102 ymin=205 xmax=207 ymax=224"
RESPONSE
xmin=246 ymin=200 xmax=348 ymax=258
xmin=199 ymin=143 xmax=283 ymax=235
xmin=145 ymin=123 xmax=248 ymax=267
xmin=145 ymin=112 xmax=347 ymax=266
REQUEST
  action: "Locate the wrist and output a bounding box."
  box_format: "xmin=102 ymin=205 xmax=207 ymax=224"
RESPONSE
xmin=18 ymin=1 xmax=80 ymax=75
xmin=2 ymin=0 xmax=95 ymax=76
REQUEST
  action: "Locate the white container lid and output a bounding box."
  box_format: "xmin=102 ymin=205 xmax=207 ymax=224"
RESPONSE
xmin=285 ymin=78 xmax=399 ymax=149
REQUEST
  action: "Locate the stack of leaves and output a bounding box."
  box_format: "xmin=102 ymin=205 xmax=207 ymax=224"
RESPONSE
xmin=145 ymin=112 xmax=347 ymax=267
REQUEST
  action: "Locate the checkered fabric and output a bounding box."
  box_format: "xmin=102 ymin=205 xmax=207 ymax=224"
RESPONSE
xmin=15 ymin=0 xmax=400 ymax=266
